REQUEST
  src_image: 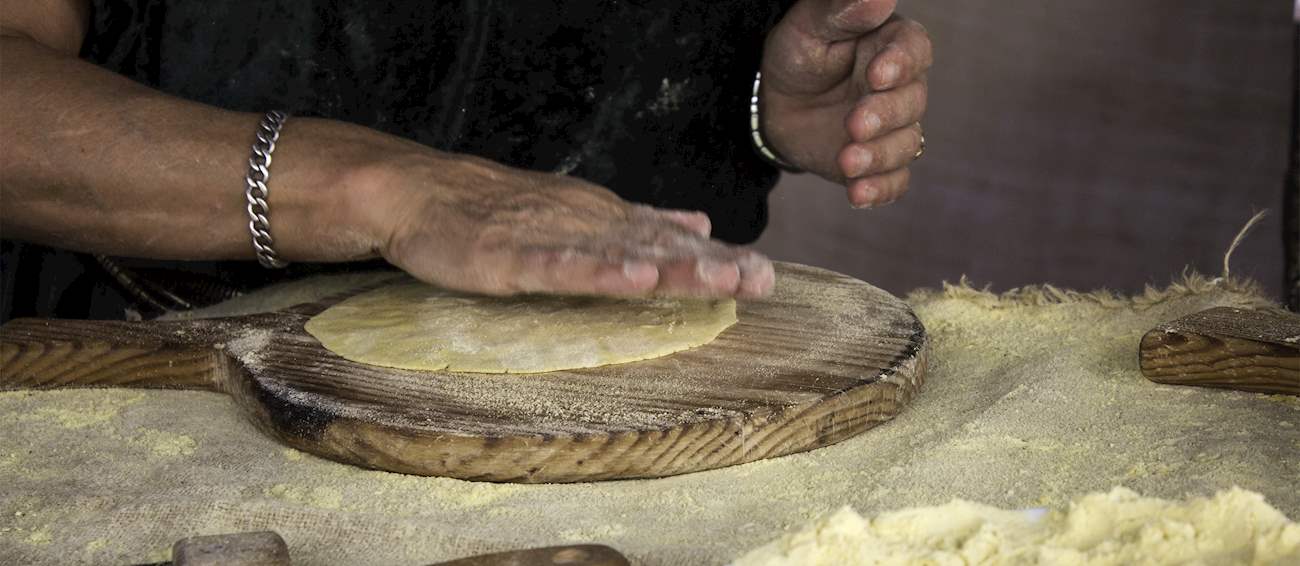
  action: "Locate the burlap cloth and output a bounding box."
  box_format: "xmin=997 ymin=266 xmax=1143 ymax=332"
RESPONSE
xmin=2 ymin=274 xmax=1297 ymax=565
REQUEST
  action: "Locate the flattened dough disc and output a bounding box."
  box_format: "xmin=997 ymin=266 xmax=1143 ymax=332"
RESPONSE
xmin=304 ymin=282 xmax=737 ymax=374
xmin=0 ymin=263 xmax=927 ymax=483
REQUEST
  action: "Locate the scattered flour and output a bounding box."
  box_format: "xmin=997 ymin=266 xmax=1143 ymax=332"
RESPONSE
xmin=24 ymin=526 xmax=52 ymax=547
xmin=20 ymin=393 xmax=145 ymax=429
xmin=226 ymin=328 xmax=274 ymax=372
xmin=560 ymin=523 xmax=629 ymax=544
xmin=266 ymin=484 xmax=343 ymax=510
xmin=133 ymin=429 xmax=197 ymax=458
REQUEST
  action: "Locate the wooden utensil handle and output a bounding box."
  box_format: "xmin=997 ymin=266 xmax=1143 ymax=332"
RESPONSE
xmin=170 ymin=531 xmax=290 ymax=566
xmin=426 ymin=545 xmax=630 ymax=566
xmin=0 ymin=317 xmax=242 ymax=392
xmin=1140 ymin=307 xmax=1300 ymax=395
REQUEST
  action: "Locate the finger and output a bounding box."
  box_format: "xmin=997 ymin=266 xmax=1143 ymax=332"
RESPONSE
xmin=619 ymin=226 xmax=771 ymax=298
xmin=655 ymin=245 xmax=774 ymax=299
xmin=515 ymin=213 xmax=771 ymax=298
xmin=655 ymin=258 xmax=742 ymax=297
xmin=845 ymin=78 xmax=926 ymax=142
xmin=622 ymin=228 xmax=744 ymax=297
xmin=736 ymin=250 xmax=776 ymax=298
xmin=790 ymin=0 xmax=898 ymax=43
xmin=654 ymin=208 xmax=712 ymax=238
xmin=838 ymin=123 xmax=924 ymax=178
xmin=511 ymin=249 xmax=661 ymax=297
xmin=866 ymin=20 xmax=933 ymax=90
xmin=846 ymin=167 xmax=911 ymax=208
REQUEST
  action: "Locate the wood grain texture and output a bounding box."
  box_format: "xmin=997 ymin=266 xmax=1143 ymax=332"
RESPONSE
xmin=1140 ymin=306 xmax=1300 ymax=395
xmin=0 ymin=263 xmax=927 ymax=483
xmin=426 ymin=545 xmax=628 ymax=566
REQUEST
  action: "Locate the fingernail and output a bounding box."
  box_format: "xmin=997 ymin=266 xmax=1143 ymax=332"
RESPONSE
xmin=853 ymin=185 xmax=878 ymax=209
xmin=864 ymin=113 xmax=882 ymax=135
xmin=737 ymin=252 xmax=776 ymax=297
xmin=879 ymin=63 xmax=899 ymax=88
xmin=857 ymin=149 xmax=874 ymax=174
xmin=623 ymin=261 xmax=658 ymax=283
xmin=695 ymin=261 xmax=719 ymax=283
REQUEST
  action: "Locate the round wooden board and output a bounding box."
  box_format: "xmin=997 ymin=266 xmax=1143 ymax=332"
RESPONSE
xmin=245 ymin=263 xmax=927 ymax=482
xmin=0 ymin=263 xmax=927 ymax=483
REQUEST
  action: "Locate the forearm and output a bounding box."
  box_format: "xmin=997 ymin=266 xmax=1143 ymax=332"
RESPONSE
xmin=0 ymin=34 xmax=412 ymax=262
xmin=0 ymin=16 xmax=777 ymax=299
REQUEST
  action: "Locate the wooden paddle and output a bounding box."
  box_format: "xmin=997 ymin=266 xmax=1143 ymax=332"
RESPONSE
xmin=1 ymin=262 xmax=927 ymax=482
xmin=139 ymin=530 xmax=627 ymax=566
xmin=428 ymin=545 xmax=628 ymax=566
xmin=1140 ymin=306 xmax=1299 ymax=395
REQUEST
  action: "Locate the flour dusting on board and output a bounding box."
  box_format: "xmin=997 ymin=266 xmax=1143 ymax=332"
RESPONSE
xmin=226 ymin=328 xmax=273 ymax=372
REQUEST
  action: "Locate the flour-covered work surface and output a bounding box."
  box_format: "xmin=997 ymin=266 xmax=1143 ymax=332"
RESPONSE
xmin=2 ymin=275 xmax=1297 ymax=565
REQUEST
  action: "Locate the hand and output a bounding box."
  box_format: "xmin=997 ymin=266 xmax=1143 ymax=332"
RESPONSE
xmin=355 ymin=153 xmax=775 ymax=298
xmin=760 ymin=0 xmax=932 ymax=208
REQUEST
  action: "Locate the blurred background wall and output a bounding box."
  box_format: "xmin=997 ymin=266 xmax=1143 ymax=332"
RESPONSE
xmin=755 ymin=1 xmax=1294 ymax=299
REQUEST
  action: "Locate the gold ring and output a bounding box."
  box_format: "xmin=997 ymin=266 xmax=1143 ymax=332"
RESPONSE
xmin=914 ymin=131 xmax=926 ymax=160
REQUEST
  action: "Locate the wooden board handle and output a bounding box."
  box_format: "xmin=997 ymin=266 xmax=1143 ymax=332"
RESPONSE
xmin=0 ymin=317 xmax=241 ymax=392
xmin=425 ymin=545 xmax=629 ymax=566
xmin=170 ymin=531 xmax=290 ymax=566
xmin=1140 ymin=307 xmax=1300 ymax=395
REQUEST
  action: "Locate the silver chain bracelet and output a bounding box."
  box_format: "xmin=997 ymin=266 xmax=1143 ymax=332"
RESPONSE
xmin=749 ymin=71 xmax=803 ymax=172
xmin=245 ymin=110 xmax=290 ymax=269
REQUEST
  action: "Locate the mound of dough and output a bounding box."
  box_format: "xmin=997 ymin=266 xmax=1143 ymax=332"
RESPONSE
xmin=305 ymin=279 xmax=737 ymax=373
xmin=733 ymin=487 xmax=1299 ymax=566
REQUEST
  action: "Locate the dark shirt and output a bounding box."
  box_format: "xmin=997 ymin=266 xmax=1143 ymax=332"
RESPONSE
xmin=1 ymin=0 xmax=790 ymax=321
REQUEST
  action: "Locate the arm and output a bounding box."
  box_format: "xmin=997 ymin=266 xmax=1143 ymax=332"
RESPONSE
xmin=0 ymin=0 xmax=375 ymax=262
xmin=0 ymin=1 xmax=773 ymax=298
